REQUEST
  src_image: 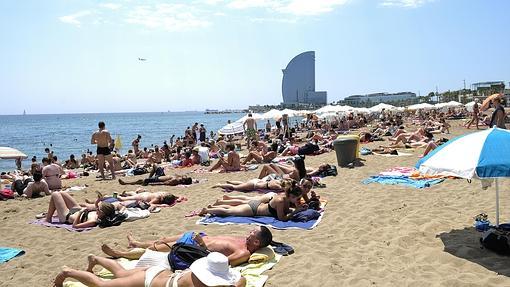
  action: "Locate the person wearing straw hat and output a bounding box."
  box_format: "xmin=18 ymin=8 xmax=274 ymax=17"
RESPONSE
xmin=53 ymin=252 xmax=245 ymax=287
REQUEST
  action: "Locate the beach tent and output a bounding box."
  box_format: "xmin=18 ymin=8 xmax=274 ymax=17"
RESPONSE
xmin=369 ymin=103 xmax=397 ymax=113
xmin=218 ymin=122 xmax=245 ymax=135
xmin=235 ymin=113 xmax=263 ymax=123
xmin=260 ymin=109 xmax=283 ymax=120
xmin=407 ymin=103 xmax=435 ymax=110
xmin=416 ymin=127 xmax=510 ymax=226
xmin=0 ymin=147 xmax=27 ymax=159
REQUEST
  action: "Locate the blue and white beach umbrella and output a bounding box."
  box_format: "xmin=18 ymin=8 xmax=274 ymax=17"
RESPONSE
xmin=416 ymin=127 xmax=510 ymax=225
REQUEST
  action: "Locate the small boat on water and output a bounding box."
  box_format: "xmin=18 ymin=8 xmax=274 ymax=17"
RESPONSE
xmin=22 ymin=110 xmax=26 ymax=116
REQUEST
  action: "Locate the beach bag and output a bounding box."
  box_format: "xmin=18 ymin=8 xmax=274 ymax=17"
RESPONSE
xmin=0 ymin=188 xmax=14 ymax=200
xmin=168 ymin=242 xmax=210 ymax=271
xmin=319 ymin=165 xmax=337 ymax=177
xmin=480 ymin=229 xmax=510 ymax=255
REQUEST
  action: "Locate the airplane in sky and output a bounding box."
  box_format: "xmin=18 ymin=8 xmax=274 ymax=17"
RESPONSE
xmin=138 ymin=57 xmax=147 ymax=61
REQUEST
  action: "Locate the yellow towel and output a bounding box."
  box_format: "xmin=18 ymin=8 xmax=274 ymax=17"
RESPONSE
xmin=248 ymin=246 xmax=275 ymax=264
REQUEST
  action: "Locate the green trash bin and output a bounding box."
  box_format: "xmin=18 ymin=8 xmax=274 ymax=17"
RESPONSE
xmin=333 ymin=138 xmax=358 ymax=167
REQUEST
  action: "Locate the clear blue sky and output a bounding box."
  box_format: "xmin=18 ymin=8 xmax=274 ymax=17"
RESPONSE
xmin=1 ymin=0 xmax=509 ymax=114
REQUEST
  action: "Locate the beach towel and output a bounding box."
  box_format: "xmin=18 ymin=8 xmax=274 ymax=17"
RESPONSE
xmin=0 ymin=247 xmax=25 ymax=263
xmin=62 ymin=185 xmax=88 ymax=192
xmin=29 ymin=218 xmax=94 ymax=232
xmin=362 ymin=175 xmax=444 ymax=189
xmin=379 ymin=166 xmax=416 ymax=177
xmin=63 ymin=252 xmax=281 ymax=287
xmin=373 ymin=152 xmax=412 ymax=157
xmin=196 ymin=210 xmax=325 ymax=230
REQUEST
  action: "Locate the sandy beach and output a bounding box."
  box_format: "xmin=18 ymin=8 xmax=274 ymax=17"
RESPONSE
xmin=1 ymin=123 xmax=510 ymax=287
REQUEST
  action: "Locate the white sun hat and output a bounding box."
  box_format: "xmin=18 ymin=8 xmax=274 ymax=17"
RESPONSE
xmin=189 ymin=252 xmax=241 ymax=286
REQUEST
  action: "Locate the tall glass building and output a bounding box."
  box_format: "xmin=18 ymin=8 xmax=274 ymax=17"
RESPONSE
xmin=282 ymin=51 xmax=327 ymax=106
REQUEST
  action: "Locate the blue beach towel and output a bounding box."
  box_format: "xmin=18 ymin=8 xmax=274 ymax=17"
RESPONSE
xmin=196 ymin=211 xmax=324 ymax=230
xmin=0 ymin=247 xmax=25 ymax=263
xmin=362 ymin=175 xmax=444 ymax=189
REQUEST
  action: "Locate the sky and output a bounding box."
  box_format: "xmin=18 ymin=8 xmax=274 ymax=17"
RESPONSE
xmin=1 ymin=0 xmax=509 ymax=114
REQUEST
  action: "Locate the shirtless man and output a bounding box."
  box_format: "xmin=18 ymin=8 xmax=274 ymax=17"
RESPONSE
xmin=208 ymin=144 xmax=241 ymax=172
xmin=91 ymin=121 xmax=115 ymax=180
xmin=42 ymin=157 xmax=63 ymax=190
xmin=241 ymin=141 xmax=276 ymax=165
xmin=101 ymin=226 xmax=273 ymax=267
xmin=132 ymin=135 xmax=141 ymax=156
xmin=243 ymin=113 xmax=257 ymax=148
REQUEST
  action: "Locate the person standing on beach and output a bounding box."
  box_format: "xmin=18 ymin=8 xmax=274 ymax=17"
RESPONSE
xmin=91 ymin=121 xmax=115 ymax=180
xmin=199 ymin=123 xmax=206 ymax=144
xmin=490 ymin=97 xmax=506 ymax=129
xmin=466 ymin=100 xmax=479 ymax=129
xmin=131 ymin=135 xmax=141 ymax=156
xmin=192 ymin=122 xmax=199 ymax=143
xmin=243 ymin=113 xmax=257 ymax=148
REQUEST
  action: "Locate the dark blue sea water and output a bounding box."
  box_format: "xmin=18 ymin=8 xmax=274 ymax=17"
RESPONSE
xmin=0 ymin=112 xmax=253 ymax=172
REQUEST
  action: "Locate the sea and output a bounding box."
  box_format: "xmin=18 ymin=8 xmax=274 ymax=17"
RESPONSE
xmin=0 ymin=112 xmax=271 ymax=172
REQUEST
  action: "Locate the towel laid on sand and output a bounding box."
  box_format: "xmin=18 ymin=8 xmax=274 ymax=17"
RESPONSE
xmin=362 ymin=175 xmax=444 ymax=189
xmin=29 ymin=218 xmax=94 ymax=232
xmin=196 ymin=210 xmax=325 ymax=230
xmin=0 ymin=247 xmax=25 ymax=263
xmin=63 ymin=251 xmax=281 ymax=287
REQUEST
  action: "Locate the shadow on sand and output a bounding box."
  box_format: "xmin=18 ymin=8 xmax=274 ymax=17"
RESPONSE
xmin=437 ymin=227 xmax=510 ymax=276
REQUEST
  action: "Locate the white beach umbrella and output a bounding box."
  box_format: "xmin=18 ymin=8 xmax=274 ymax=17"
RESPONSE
xmin=416 ymin=128 xmax=510 ymax=225
xmin=407 ymin=103 xmax=435 ymax=110
xmin=218 ymin=122 xmax=245 ymax=135
xmin=319 ymin=112 xmax=338 ymax=119
xmin=0 ymin=147 xmax=27 ymax=159
xmin=353 ymin=107 xmax=370 ymax=114
xmin=235 ymin=113 xmax=263 ymax=123
xmin=369 ymin=103 xmax=397 ymax=113
xmin=294 ymin=110 xmax=311 ymax=116
xmin=260 ymin=109 xmax=283 ymax=120
xmin=314 ymin=105 xmax=338 ymax=114
xmin=280 ymin=108 xmax=299 ymax=117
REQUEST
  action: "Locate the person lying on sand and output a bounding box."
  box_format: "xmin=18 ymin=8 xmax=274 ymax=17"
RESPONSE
xmin=101 ymin=227 xmax=272 ymax=267
xmin=119 ymin=174 xmax=193 ymax=186
xmin=54 ymin=252 xmax=246 ymax=287
xmin=208 ymin=144 xmax=241 ymax=172
xmin=115 ymin=189 xmax=179 ymax=207
xmin=201 ymin=184 xmax=306 ymax=221
xmin=43 ymin=191 xmax=116 ymax=228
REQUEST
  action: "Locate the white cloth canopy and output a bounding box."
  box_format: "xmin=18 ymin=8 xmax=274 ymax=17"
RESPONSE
xmin=465 ymin=101 xmax=476 ymax=112
xmin=0 ymin=147 xmax=27 ymax=159
xmin=280 ymin=109 xmax=298 ymax=117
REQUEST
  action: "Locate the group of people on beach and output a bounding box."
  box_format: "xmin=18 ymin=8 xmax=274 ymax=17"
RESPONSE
xmin=1 ymin=95 xmax=508 ymax=286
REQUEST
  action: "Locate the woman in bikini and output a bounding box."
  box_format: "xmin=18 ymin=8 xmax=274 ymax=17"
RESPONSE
xmin=116 ymin=189 xmax=178 ymax=207
xmin=43 ymin=191 xmax=115 ymax=229
xmin=200 ymin=183 xmax=307 ymax=221
xmin=258 ymin=156 xmax=307 ymax=181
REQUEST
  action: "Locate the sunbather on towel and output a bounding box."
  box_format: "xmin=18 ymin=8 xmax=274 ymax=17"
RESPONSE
xmin=208 ymin=143 xmax=242 ymax=172
xmin=101 ymin=227 xmax=273 ymax=267
xmin=115 ymin=189 xmax=179 ymax=207
xmin=43 ymin=191 xmax=116 ymax=229
xmin=118 ymin=174 xmax=193 ymax=186
xmin=201 ymin=183 xmax=307 ymax=221
xmin=54 ymin=252 xmax=246 ymax=287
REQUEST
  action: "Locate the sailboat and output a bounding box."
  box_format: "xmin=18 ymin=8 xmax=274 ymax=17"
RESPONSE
xmin=22 ymin=110 xmax=26 ymax=116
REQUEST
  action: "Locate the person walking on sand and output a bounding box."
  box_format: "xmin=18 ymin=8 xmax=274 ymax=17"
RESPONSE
xmin=466 ymin=99 xmax=480 ymax=129
xmin=91 ymin=121 xmax=116 ymax=180
xmin=243 ymin=113 xmax=257 ymax=148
